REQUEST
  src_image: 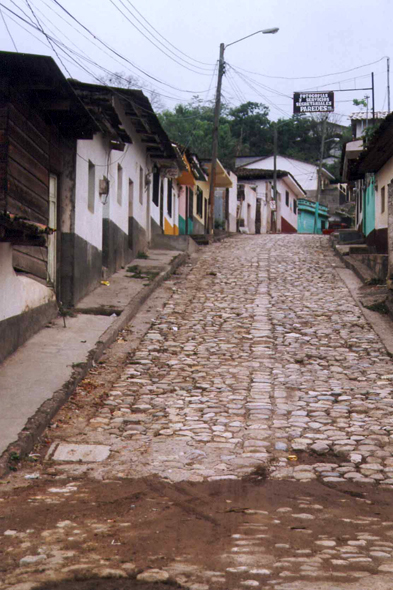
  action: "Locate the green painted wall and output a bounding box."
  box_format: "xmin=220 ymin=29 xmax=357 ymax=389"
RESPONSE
xmin=179 ymin=215 xmax=194 ymax=235
xmin=298 ymin=209 xmax=328 ymax=234
xmin=179 ymin=215 xmax=186 ymax=235
xmin=363 ymin=176 xmax=375 ymax=238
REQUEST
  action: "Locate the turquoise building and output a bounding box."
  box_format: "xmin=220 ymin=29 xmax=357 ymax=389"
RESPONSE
xmin=297 ymin=199 xmax=329 ymax=234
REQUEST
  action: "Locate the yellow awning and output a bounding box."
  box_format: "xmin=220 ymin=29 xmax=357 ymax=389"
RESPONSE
xmin=176 ymin=151 xmax=196 ymax=186
xmin=204 ymin=160 xmax=233 ymax=188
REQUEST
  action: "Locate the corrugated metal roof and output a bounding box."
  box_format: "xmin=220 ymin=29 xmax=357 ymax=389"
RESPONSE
xmin=348 ymin=111 xmax=393 ymax=177
xmin=235 ymin=168 xmax=306 ymax=196
xmin=70 ymin=81 xmax=177 ymax=161
xmin=350 ymin=111 xmax=388 ymax=121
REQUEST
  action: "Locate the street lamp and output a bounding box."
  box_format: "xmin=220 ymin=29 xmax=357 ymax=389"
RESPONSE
xmin=208 ymin=27 xmax=279 ymax=234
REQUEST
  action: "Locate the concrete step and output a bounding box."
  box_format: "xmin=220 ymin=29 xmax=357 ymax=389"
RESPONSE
xmin=191 ymin=234 xmax=210 ymax=246
xmin=343 ymin=255 xmax=382 ymax=285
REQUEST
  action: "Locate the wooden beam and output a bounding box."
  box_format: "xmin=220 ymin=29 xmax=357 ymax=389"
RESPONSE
xmin=40 ymin=99 xmax=72 ymax=111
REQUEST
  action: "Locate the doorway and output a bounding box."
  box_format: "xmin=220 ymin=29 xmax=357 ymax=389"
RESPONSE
xmin=159 ymin=178 xmax=164 ymax=230
xmin=47 ymin=174 xmax=57 ymax=288
xmin=128 ymin=178 xmax=134 ymax=254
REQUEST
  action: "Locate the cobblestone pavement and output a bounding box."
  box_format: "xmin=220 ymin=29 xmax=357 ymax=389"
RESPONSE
xmin=3 ymin=234 xmax=393 ymax=590
xmin=53 ymin=234 xmax=393 ymax=485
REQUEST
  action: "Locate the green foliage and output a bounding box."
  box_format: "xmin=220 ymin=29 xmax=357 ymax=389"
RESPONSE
xmin=363 ymin=123 xmax=381 ymax=147
xmin=159 ymin=98 xmax=351 ymax=179
xmin=353 ymin=97 xmax=368 ymax=109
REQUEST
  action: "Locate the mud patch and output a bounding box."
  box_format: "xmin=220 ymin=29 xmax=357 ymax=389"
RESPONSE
xmin=35 ymin=580 xmax=180 ymax=590
xmin=1 ymin=475 xmax=393 ymax=589
xmin=294 ymin=450 xmax=342 ymax=464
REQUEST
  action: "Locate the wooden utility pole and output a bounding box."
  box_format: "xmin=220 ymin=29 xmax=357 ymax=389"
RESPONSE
xmin=313 ymin=116 xmax=327 ymax=234
xmin=273 ymin=123 xmax=278 ymax=233
xmin=372 ymin=72 xmax=375 ymax=121
xmin=208 ymin=43 xmax=225 ymax=235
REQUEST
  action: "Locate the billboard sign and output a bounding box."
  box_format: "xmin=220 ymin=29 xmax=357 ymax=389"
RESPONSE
xmin=293 ymin=92 xmax=334 ymax=114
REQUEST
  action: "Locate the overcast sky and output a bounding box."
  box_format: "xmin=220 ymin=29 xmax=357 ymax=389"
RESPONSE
xmin=1 ymin=0 xmax=392 ymax=124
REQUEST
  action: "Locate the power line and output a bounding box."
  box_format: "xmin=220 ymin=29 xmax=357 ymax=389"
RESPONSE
xmin=24 ymin=0 xmax=73 ymax=77
xmin=0 ymin=7 xmax=18 ymax=51
xmin=3 ymin=9 xmax=213 ymax=113
xmin=109 ymin=0 xmax=214 ymax=73
xmin=230 ymin=56 xmax=388 ymax=81
xmin=0 ymin=3 xmax=213 ymax=101
xmin=44 ymin=0 xmax=211 ymax=93
xmin=123 ymin=0 xmax=214 ymax=67
xmin=230 ymin=67 xmax=292 ymax=118
xmin=229 ymin=64 xmax=293 ymax=100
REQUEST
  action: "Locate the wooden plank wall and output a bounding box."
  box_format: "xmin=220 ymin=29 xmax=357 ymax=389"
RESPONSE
xmin=6 ymin=86 xmax=50 ymax=281
xmin=0 ymin=102 xmax=8 ymax=213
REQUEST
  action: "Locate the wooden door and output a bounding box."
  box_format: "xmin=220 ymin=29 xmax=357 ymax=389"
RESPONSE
xmin=159 ymin=178 xmax=164 ymax=230
xmin=47 ymin=174 xmax=57 ymax=288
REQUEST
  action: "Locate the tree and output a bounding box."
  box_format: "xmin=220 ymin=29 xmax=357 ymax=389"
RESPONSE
xmin=158 ymin=100 xmax=351 ymax=179
xmin=158 ymin=98 xmax=237 ymax=168
xmin=98 ymin=71 xmax=164 ymax=112
xmin=228 ymin=102 xmax=272 ymax=156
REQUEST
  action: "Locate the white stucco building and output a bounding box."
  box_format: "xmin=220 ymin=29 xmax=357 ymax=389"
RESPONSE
xmin=236 ymin=155 xmax=333 ymax=198
xmin=64 ymin=82 xmax=177 ymax=306
xmin=236 ymin=168 xmax=306 ymax=233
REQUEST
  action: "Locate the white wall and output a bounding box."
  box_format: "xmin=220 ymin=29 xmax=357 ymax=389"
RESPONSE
xmin=75 ymin=135 xmax=105 ymax=251
xmin=375 ymin=157 xmax=393 ymax=231
xmin=0 ymin=243 xmax=55 ymax=322
xmin=238 ymin=184 xmax=257 ymax=234
xmin=228 ymin=171 xmax=237 ymax=232
xmin=241 ymin=178 xmax=270 ymax=234
xmin=242 ymin=156 xmax=324 ymax=193
xmin=277 ymin=178 xmax=299 ymax=232
xmin=150 ymin=172 xmax=170 ymax=231
xmin=75 ymin=100 xmax=152 ymax=251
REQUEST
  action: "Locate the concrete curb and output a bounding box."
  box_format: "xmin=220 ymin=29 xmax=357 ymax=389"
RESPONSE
xmin=0 ymin=252 xmax=188 ymax=478
xmin=332 ymin=242 xmax=375 ymax=284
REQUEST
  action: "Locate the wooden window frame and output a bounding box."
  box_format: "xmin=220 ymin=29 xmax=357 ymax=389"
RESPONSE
xmin=196 ymin=186 xmax=203 ymax=218
xmin=117 ymin=164 xmax=123 ymax=205
xmin=167 ymin=178 xmax=173 ymax=217
xmin=139 ymin=165 xmax=144 ymax=205
xmin=88 ymin=160 xmax=95 ymax=213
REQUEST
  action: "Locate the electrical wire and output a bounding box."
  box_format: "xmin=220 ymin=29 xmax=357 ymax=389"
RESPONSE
xmin=3 ymin=10 xmax=220 ymax=119
xmin=0 ymin=4 xmax=214 ymax=106
xmin=77 ymin=144 xmax=129 ymax=166
xmin=44 ymin=0 xmax=210 ymax=93
xmin=230 ymin=67 xmax=292 ymax=118
xmin=0 ymin=7 xmax=18 ymax=51
xmin=122 ymin=0 xmax=214 ymax=67
xmin=229 ymin=64 xmax=293 ymax=100
xmin=109 ymin=0 xmax=214 ymax=73
xmin=24 ymin=0 xmax=73 ymax=77
xmin=230 ymin=56 xmax=388 ymax=81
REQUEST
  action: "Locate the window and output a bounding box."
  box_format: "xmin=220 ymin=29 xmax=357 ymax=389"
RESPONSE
xmin=381 ymin=186 xmax=386 ymax=214
xmin=152 ymin=169 xmax=160 ymax=206
xmin=88 ymin=160 xmax=95 ymax=213
xmin=167 ymin=178 xmax=173 ymax=217
xmin=188 ymin=187 xmax=194 ymax=218
xmin=285 ymin=190 xmax=289 ymax=207
xmin=128 ymin=179 xmax=134 ymax=217
xmin=293 ymin=199 xmax=297 ymax=215
xmin=196 ymin=186 xmax=203 ymax=217
xmin=117 ymin=164 xmax=123 ymax=205
xmin=139 ymin=166 xmax=144 ymax=204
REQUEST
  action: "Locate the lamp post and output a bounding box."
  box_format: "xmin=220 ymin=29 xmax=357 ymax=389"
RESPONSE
xmin=208 ymin=27 xmax=279 ymax=235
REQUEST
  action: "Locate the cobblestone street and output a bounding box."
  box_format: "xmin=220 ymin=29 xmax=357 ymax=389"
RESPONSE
xmin=3 ymin=234 xmax=393 ymax=590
